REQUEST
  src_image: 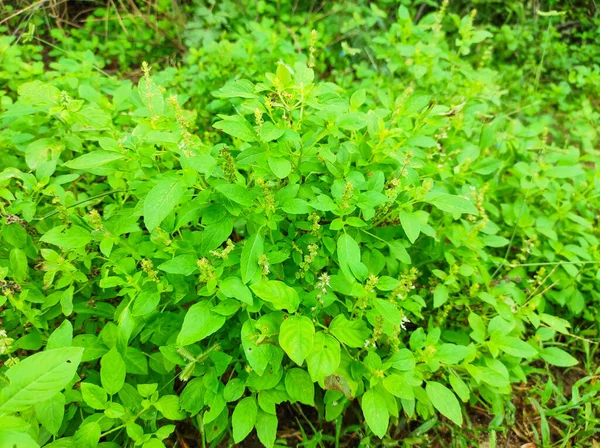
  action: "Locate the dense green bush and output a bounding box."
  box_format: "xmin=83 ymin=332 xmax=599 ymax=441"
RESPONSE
xmin=0 ymin=2 xmax=599 ymax=447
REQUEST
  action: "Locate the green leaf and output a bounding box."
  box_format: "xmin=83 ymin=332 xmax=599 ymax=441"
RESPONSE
xmin=539 ymin=314 xmax=570 ymax=335
xmin=306 ymin=332 xmax=341 ymax=381
xmin=329 ymin=315 xmax=370 ymax=348
xmin=18 ymin=81 xmax=60 ymax=107
xmin=261 ymin=122 xmax=285 ymax=142
xmin=0 ymin=430 xmax=39 ymax=448
xmin=63 ymin=150 xmax=124 ymax=170
xmin=100 ymin=347 xmax=126 ymax=395
xmin=46 ymin=320 xmax=73 ymax=350
xmin=256 ymin=409 xmax=278 ymax=448
xmin=214 ymin=79 xmax=258 ymax=99
xmin=388 ymin=240 xmax=411 ymax=264
xmin=279 ymin=316 xmax=315 ymax=365
xmin=495 ymin=336 xmax=538 ymax=358
xmin=223 ymin=378 xmax=245 ymax=403
xmin=73 ymin=421 xmax=102 ymax=448
xmin=547 ymin=165 xmax=585 ymax=178
xmin=61 ymin=286 xmax=74 ymax=317
xmin=143 ymin=177 xmax=187 ymax=232
xmin=373 ymin=299 xmax=401 ymax=326
xmin=34 ymin=393 xmax=65 ymax=435
xmin=232 ymin=396 xmax=258 ymax=443
xmin=449 ymin=373 xmax=470 ymax=402
xmin=427 ymin=194 xmax=478 ymax=215
xmin=383 ymin=374 xmax=414 ymax=400
xmin=468 ymin=312 xmax=487 ymax=343
xmin=40 ymin=225 xmax=91 ymax=249
xmin=268 ymin=157 xmax=292 ymax=178
xmin=241 ymin=320 xmax=274 ymax=376
xmin=433 ymin=284 xmax=449 ymax=308
xmin=361 ymin=389 xmax=389 ymax=438
xmin=9 ymin=247 xmax=28 ymax=282
xmin=250 ymin=279 xmax=300 ymax=312
xmin=540 ymin=347 xmax=578 ymax=367
xmin=282 ymin=198 xmax=312 ymax=214
xmin=426 ymin=381 xmax=463 ymax=425
xmin=350 ymin=88 xmax=366 ymax=109
xmin=200 ymin=218 xmax=233 ymax=254
xmin=157 ymin=254 xmax=197 ymax=276
xmin=214 ymin=116 xmax=257 ymax=142
xmin=181 ymin=378 xmax=205 ymax=414
xmin=399 ymin=211 xmax=421 ymax=244
xmin=215 ymin=183 xmax=254 ymax=206
xmin=0 ymin=347 xmax=83 ymax=412
xmin=154 ymin=395 xmax=186 ymax=420
xmin=80 ymin=382 xmax=108 ymax=410
xmin=376 ymin=276 xmax=401 ymax=291
xmin=337 ymin=233 xmax=366 ymax=281
xmin=177 ymin=301 xmax=226 ymax=346
xmin=285 ymin=368 xmax=315 ymax=406
xmin=337 ymin=112 xmax=367 ymax=131
xmin=241 ymin=233 xmax=263 ymax=284
xmin=132 ymin=288 xmax=161 ymax=316
xmin=220 ymin=276 xmax=253 ymax=304
xmin=386 ymin=349 xmax=416 ymax=371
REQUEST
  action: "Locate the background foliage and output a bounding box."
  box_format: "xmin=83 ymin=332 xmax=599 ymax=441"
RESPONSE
xmin=0 ymin=1 xmax=599 ymax=447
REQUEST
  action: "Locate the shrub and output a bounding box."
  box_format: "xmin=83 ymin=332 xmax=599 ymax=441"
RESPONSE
xmin=0 ymin=3 xmax=598 ymax=447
